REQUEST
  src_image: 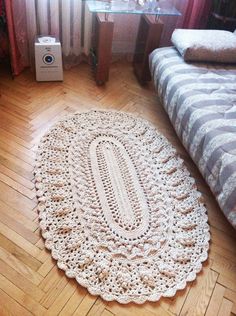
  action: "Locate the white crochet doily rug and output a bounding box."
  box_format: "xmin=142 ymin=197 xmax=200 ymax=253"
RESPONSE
xmin=35 ymin=110 xmax=210 ymax=304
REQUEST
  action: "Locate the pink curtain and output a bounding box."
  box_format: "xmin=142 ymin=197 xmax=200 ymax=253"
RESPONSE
xmin=183 ymin=0 xmax=212 ymax=29
xmin=4 ymin=0 xmax=24 ymax=76
xmin=5 ymin=0 xmax=84 ymax=75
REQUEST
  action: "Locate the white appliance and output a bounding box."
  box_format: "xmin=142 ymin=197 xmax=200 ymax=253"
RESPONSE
xmin=35 ymin=36 xmax=63 ymax=82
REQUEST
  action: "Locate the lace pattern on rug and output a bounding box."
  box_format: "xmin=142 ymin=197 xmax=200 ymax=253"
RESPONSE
xmin=35 ymin=110 xmax=210 ymax=304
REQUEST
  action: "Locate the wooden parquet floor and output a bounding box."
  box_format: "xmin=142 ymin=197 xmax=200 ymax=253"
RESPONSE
xmin=0 ymin=61 xmax=236 ymax=316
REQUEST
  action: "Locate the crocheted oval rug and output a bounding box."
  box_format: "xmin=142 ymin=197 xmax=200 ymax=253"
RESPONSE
xmin=35 ymin=110 xmax=210 ymax=304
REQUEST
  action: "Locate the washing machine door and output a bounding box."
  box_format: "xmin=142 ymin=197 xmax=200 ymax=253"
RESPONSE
xmin=43 ymin=54 xmax=55 ymax=65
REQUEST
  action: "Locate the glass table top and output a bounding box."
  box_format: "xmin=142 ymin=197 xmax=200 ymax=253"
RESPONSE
xmin=86 ymin=0 xmax=181 ymax=16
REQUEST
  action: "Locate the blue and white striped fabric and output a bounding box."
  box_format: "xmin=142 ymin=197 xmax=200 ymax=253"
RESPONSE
xmin=150 ymin=47 xmax=236 ymax=229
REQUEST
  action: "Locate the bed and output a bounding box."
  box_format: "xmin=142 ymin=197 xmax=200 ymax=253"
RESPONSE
xmin=149 ymin=46 xmax=236 ymax=229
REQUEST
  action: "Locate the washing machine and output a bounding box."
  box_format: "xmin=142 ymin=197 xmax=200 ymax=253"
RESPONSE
xmin=35 ymin=36 xmax=63 ymax=82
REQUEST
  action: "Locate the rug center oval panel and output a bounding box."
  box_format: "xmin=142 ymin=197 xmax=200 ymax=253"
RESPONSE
xmin=35 ymin=111 xmax=210 ymax=304
xmin=89 ymin=135 xmax=150 ymax=240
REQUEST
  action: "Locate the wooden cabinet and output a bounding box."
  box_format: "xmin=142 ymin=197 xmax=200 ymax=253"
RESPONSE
xmin=91 ymin=13 xmax=163 ymax=86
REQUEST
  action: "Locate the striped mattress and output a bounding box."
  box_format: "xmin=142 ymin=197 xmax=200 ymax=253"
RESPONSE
xmin=150 ymin=47 xmax=236 ymax=229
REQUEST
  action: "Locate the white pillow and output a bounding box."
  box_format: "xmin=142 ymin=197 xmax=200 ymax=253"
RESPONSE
xmin=171 ymin=29 xmax=236 ymax=63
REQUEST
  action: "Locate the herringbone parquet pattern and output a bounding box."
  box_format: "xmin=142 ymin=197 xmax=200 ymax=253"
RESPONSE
xmin=0 ymin=61 xmax=236 ymax=316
